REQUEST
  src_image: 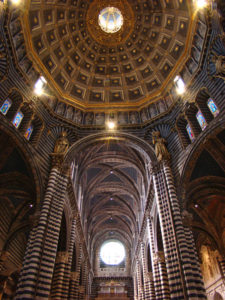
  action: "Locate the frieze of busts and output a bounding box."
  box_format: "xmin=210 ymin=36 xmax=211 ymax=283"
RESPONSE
xmin=152 ymin=131 xmax=170 ymax=162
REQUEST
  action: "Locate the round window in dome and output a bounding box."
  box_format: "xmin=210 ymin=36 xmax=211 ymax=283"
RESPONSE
xmin=100 ymin=240 xmax=125 ymax=265
xmin=98 ymin=7 xmax=123 ymax=33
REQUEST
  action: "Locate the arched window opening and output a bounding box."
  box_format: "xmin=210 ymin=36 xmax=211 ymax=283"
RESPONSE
xmin=12 ymin=111 xmax=24 ymax=128
xmin=196 ymin=110 xmax=207 ymax=131
xmin=24 ymin=124 xmax=33 ymax=140
xmin=207 ymin=98 xmax=219 ymax=117
xmin=0 ymin=98 xmax=12 ymax=115
xmin=186 ymin=123 xmax=195 ymax=142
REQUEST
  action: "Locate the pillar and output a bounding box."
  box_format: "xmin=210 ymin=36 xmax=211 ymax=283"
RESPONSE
xmin=59 ymin=218 xmax=77 ymax=298
xmin=147 ymin=217 xmax=169 ymax=299
xmin=140 ymin=242 xmax=155 ymax=300
xmin=15 ymin=157 xmax=69 ymax=299
xmin=69 ymin=244 xmax=82 ymax=299
xmin=136 ymin=260 xmax=144 ymax=300
xmin=151 ymin=161 xmax=207 ymax=299
xmin=51 ymin=251 xmax=69 ymax=299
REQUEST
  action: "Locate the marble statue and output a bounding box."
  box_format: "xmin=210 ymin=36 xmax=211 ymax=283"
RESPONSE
xmin=152 ymin=131 xmax=170 ymax=162
xmin=212 ymin=54 xmax=225 ymax=79
xmin=54 ymin=132 xmax=69 ymax=154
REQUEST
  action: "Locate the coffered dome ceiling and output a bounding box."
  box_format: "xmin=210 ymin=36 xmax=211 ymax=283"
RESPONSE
xmin=8 ymin=0 xmax=208 ymax=126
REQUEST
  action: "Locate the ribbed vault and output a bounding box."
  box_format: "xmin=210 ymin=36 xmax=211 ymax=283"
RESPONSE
xmin=66 ymin=133 xmax=155 ymax=261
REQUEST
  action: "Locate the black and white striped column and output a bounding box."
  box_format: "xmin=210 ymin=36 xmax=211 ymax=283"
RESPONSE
xmin=15 ymin=166 xmax=69 ymax=299
xmin=51 ymin=251 xmax=69 ymax=299
xmin=147 ymin=217 xmax=169 ymax=299
xmin=140 ymin=242 xmax=154 ymax=300
xmin=136 ymin=260 xmax=144 ymax=300
xmin=152 ymin=161 xmax=207 ymax=299
xmin=163 ymin=163 xmax=206 ymax=299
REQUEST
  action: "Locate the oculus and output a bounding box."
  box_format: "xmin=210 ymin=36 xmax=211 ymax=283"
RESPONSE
xmin=98 ymin=7 xmax=123 ymax=33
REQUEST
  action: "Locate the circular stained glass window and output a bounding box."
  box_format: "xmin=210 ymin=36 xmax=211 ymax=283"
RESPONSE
xmin=100 ymin=240 xmax=125 ymax=265
xmin=98 ymin=7 xmax=123 ymax=33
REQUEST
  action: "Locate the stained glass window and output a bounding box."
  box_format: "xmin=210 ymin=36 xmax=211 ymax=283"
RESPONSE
xmin=24 ymin=124 xmax=33 ymax=140
xmin=207 ymin=98 xmax=219 ymax=117
xmin=186 ymin=124 xmax=195 ymax=142
xmin=0 ymin=98 xmax=12 ymax=115
xmin=196 ymin=111 xmax=207 ymax=130
xmin=12 ymin=111 xmax=24 ymax=128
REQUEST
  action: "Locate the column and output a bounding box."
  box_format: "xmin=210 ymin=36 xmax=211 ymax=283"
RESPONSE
xmin=69 ymin=244 xmax=82 ymax=299
xmin=136 ymin=260 xmax=144 ymax=300
xmin=133 ymin=273 xmax=138 ymax=300
xmin=60 ymin=218 xmax=77 ymax=298
xmin=78 ymin=260 xmax=87 ymax=300
xmin=140 ymin=242 xmax=155 ymax=300
xmin=163 ymin=163 xmax=206 ymax=299
xmin=51 ymin=251 xmax=69 ymax=299
xmin=147 ymin=217 xmax=169 ymax=299
xmin=15 ymin=159 xmax=69 ymax=299
xmin=152 ymin=161 xmax=206 ymax=299
xmin=69 ymin=271 xmax=79 ymax=299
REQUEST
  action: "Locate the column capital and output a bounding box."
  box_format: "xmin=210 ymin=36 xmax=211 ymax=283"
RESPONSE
xmin=149 ymin=162 xmax=162 ymax=175
xmin=182 ymin=210 xmax=193 ymax=228
xmin=78 ymin=286 xmax=85 ymax=293
xmin=153 ymin=251 xmax=165 ymax=264
xmin=0 ymin=251 xmax=10 ymax=262
xmin=56 ymin=251 xmax=69 ymax=263
xmin=70 ymin=271 xmax=79 ymax=281
xmin=29 ymin=210 xmax=41 ymax=228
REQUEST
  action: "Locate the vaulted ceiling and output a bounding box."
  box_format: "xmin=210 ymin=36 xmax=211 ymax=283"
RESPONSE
xmin=71 ymin=136 xmax=153 ymax=253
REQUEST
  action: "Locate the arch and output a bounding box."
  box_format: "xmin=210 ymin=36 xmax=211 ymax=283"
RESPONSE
xmin=0 ymin=122 xmax=43 ymax=203
xmin=213 ymin=292 xmax=223 ymax=300
xmin=64 ymin=131 xmax=156 ymax=167
xmin=180 ymin=121 xmax=225 ymax=195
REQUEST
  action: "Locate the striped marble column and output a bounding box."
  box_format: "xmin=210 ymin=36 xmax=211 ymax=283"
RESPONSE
xmin=15 ymin=166 xmax=69 ymax=299
xmin=133 ymin=273 xmax=138 ymax=300
xmin=78 ymin=260 xmax=88 ymax=299
xmin=136 ymin=260 xmax=144 ymax=300
xmin=218 ymin=256 xmax=225 ymax=278
xmin=61 ymin=218 xmax=77 ymax=298
xmin=152 ymin=161 xmax=207 ymax=299
xmin=163 ymin=163 xmax=206 ymax=299
xmin=147 ymin=217 xmax=168 ymax=299
xmin=69 ymin=271 xmax=79 ymax=299
xmin=69 ymin=244 xmax=82 ymax=299
xmin=182 ymin=212 xmax=206 ymax=296
xmin=152 ymin=164 xmax=185 ymax=299
xmin=51 ymin=251 xmax=69 ymax=299
xmin=140 ymin=242 xmax=153 ymax=300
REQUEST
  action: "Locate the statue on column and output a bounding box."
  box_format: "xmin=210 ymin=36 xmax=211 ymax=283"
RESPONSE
xmin=51 ymin=131 xmax=70 ymax=168
xmin=54 ymin=131 xmax=69 ymax=154
xmin=152 ymin=131 xmax=170 ymax=162
xmin=212 ymin=54 xmax=225 ymax=80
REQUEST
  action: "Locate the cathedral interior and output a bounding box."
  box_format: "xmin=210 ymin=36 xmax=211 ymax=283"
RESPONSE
xmin=0 ymin=0 xmax=225 ymax=299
